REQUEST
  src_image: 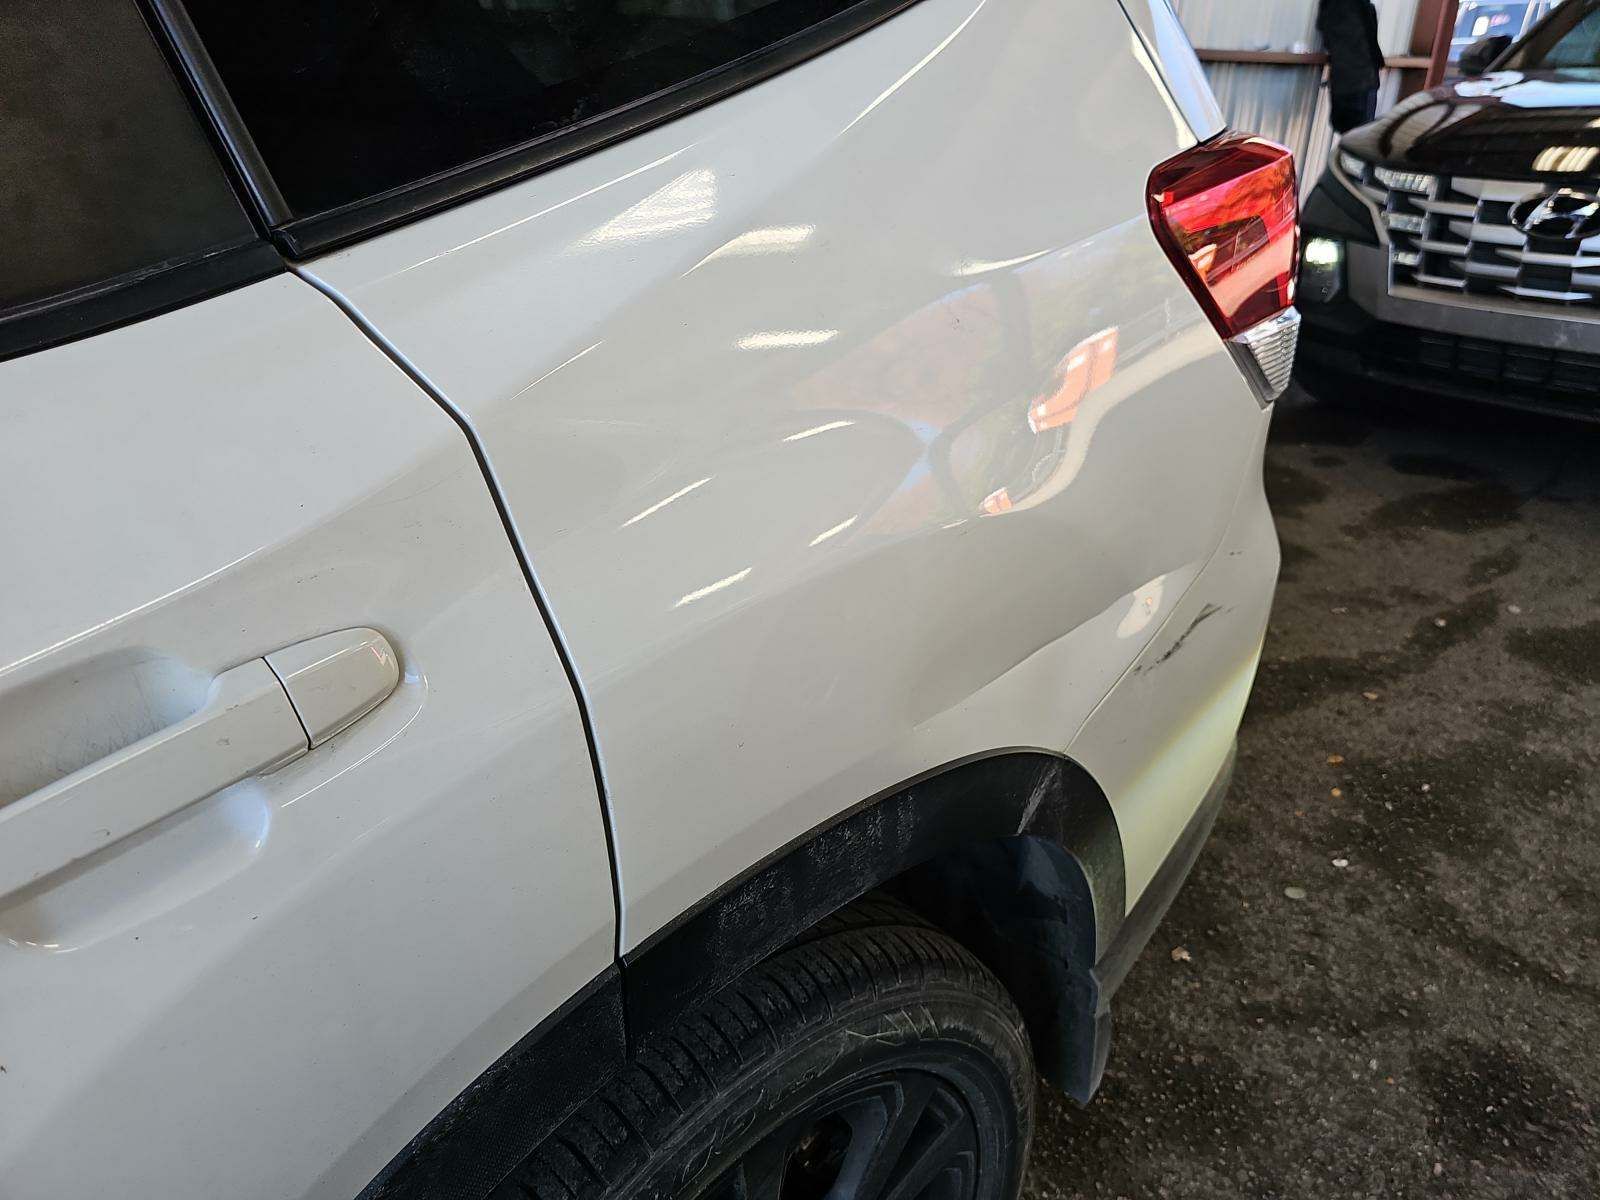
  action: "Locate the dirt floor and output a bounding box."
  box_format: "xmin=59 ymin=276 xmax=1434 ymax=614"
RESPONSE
xmin=1023 ymin=380 xmax=1600 ymax=1199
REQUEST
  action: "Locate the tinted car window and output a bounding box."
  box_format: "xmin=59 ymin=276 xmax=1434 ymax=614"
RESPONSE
xmin=1506 ymin=1 xmax=1600 ymax=71
xmin=185 ymin=0 xmax=869 ymax=217
xmin=0 ymin=0 xmax=258 ymax=325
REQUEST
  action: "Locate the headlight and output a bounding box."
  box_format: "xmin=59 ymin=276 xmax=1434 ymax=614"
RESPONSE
xmin=1300 ymin=236 xmax=1344 ymax=304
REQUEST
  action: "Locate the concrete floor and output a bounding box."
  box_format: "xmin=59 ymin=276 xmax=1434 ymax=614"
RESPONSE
xmin=1023 ymin=380 xmax=1600 ymax=1198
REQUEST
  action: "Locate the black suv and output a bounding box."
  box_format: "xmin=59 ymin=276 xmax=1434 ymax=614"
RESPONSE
xmin=1298 ymin=0 xmax=1600 ymax=418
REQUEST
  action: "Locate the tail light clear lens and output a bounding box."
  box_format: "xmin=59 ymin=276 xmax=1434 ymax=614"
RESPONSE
xmin=1148 ymin=133 xmax=1300 ymax=340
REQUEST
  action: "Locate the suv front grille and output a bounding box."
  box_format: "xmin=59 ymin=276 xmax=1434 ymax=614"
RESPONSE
xmin=1341 ymin=158 xmax=1600 ymax=307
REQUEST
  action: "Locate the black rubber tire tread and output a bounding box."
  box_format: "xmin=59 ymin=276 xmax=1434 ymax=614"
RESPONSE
xmin=788 ymin=892 xmax=932 ymax=943
xmin=495 ymin=894 xmax=1032 ymax=1200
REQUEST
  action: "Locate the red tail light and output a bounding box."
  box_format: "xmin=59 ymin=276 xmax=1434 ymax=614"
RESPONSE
xmin=1148 ymin=133 xmax=1300 ymax=340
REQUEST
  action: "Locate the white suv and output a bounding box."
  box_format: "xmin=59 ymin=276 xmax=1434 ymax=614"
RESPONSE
xmin=0 ymin=3 xmax=1294 ymax=1198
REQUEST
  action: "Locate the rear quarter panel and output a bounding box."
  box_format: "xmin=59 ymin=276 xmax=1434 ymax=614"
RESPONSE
xmin=304 ymin=0 xmax=1268 ymax=949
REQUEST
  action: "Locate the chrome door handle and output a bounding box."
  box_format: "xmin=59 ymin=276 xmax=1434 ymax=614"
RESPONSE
xmin=0 ymin=629 xmax=398 ymax=901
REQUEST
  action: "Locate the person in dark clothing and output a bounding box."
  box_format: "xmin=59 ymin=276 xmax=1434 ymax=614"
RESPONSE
xmin=1318 ymin=0 xmax=1386 ymax=132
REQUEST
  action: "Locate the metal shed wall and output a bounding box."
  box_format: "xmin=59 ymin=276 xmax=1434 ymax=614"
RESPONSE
xmin=1170 ymin=0 xmax=1424 ymax=189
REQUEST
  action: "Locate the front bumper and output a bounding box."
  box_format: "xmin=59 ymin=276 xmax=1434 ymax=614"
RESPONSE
xmin=1297 ymin=178 xmax=1600 ymax=420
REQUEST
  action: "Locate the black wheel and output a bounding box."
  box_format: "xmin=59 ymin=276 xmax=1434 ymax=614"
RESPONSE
xmin=496 ymin=896 xmax=1033 ymax=1200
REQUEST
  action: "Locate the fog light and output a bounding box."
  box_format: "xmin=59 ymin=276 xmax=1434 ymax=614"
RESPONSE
xmin=1300 ymin=236 xmax=1344 ymax=304
xmin=1304 ymin=237 xmax=1341 ymax=268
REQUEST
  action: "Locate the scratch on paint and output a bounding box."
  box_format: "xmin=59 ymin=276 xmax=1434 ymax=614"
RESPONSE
xmin=1016 ymin=770 xmax=1054 ymax=833
xmin=1148 ymin=603 xmax=1226 ymax=669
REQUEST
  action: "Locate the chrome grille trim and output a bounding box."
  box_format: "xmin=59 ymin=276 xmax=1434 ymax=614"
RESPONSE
xmin=1497 ymin=247 xmax=1600 ymax=267
xmin=1419 ymin=198 xmax=1478 ymax=217
xmin=1503 ymin=284 xmax=1594 ymax=302
xmin=1342 ymin=157 xmax=1600 ymax=308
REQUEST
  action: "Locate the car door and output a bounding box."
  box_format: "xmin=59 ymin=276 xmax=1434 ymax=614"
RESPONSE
xmin=0 ymin=5 xmax=616 ymax=1198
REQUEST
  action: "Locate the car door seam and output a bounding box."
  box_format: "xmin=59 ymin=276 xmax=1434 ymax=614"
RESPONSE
xmin=289 ymin=265 xmax=626 ymax=960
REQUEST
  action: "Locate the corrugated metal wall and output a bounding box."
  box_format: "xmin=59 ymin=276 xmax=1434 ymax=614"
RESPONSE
xmin=1171 ymin=0 xmax=1323 ymax=50
xmin=1201 ymin=61 xmax=1334 ymax=184
xmin=1171 ymin=0 xmax=1423 ymax=190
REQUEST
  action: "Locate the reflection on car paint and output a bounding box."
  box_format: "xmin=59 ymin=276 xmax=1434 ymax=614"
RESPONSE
xmin=579 ymin=169 xmax=719 ymax=248
xmin=1117 ymin=574 xmax=1168 ymax=639
xmin=622 ymin=477 xmax=714 ymax=528
xmin=1029 ymin=327 xmax=1120 ymax=434
xmin=738 ymin=329 xmax=839 ymax=350
xmin=675 ymin=566 xmax=753 ymax=608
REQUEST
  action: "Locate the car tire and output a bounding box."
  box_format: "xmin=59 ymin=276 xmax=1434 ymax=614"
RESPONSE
xmin=494 ymin=895 xmax=1034 ymax=1200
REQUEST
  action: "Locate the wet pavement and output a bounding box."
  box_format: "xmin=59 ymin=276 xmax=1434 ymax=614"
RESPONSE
xmin=1023 ymin=380 xmax=1600 ymax=1198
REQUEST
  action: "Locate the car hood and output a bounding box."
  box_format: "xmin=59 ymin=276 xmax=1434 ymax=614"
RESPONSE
xmin=1342 ymin=71 xmax=1600 ymax=181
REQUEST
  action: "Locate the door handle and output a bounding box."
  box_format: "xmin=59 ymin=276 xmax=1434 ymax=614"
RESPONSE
xmin=0 ymin=629 xmax=398 ymax=901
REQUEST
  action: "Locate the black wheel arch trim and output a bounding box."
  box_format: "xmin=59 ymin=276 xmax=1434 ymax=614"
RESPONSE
xmin=358 ymin=967 xmax=628 ymax=1200
xmin=621 ymin=748 xmax=1125 ymax=1105
xmin=359 ymin=749 xmax=1128 ymax=1199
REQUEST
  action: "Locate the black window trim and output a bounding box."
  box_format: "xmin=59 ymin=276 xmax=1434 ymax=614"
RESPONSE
xmin=154 ymin=0 xmax=928 ymax=260
xmin=0 ymin=1 xmax=284 ymax=364
xmin=0 ymin=240 xmax=282 ymax=364
xmin=146 ymin=0 xmax=294 ymax=228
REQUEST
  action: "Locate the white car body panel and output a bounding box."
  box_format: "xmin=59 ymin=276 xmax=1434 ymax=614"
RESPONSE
xmin=1067 ymin=416 xmax=1276 ymax=901
xmin=1114 ymin=0 xmax=1228 ymax=140
xmin=0 ymin=276 xmax=615 ymax=1200
xmin=303 ymin=0 xmax=1272 ymax=949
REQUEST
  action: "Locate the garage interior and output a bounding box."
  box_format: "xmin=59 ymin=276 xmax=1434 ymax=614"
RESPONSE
xmin=1170 ymin=0 xmax=1567 ymax=188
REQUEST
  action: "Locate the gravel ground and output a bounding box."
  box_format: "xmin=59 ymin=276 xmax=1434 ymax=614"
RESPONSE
xmin=1023 ymin=380 xmax=1600 ymax=1199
